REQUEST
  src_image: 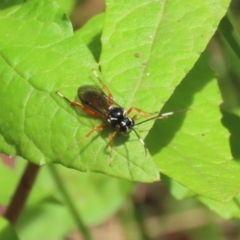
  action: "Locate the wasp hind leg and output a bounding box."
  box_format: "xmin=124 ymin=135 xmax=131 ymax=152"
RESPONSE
xmin=56 ymin=91 xmax=104 ymax=118
xmin=92 ymin=70 xmax=114 ymax=106
xmin=108 ymin=131 xmax=118 ymax=166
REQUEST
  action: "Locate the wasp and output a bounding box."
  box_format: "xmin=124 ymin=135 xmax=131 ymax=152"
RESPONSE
xmin=56 ymin=71 xmax=185 ymax=165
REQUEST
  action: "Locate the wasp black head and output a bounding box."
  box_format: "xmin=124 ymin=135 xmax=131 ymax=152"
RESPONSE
xmin=108 ymin=106 xmax=135 ymax=134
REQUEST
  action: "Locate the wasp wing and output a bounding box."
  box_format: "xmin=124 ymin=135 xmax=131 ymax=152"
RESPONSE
xmin=78 ymin=85 xmax=110 ymax=116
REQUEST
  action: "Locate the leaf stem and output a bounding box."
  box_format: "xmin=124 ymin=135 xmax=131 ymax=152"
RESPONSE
xmin=4 ymin=162 xmax=40 ymax=225
xmin=48 ymin=165 xmax=92 ymax=240
xmin=132 ymin=192 xmax=151 ymax=240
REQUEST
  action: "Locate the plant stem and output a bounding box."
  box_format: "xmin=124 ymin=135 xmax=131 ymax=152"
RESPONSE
xmin=48 ymin=164 xmax=92 ymax=240
xmin=132 ymin=199 xmax=151 ymax=240
xmin=4 ymin=162 xmax=40 ymax=225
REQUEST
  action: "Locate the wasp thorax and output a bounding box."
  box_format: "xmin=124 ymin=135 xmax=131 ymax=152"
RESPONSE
xmin=108 ymin=107 xmax=125 ymax=126
xmin=108 ymin=107 xmax=134 ymax=133
xmin=109 ymin=106 xmax=125 ymax=119
xmin=117 ymin=118 xmax=135 ymax=134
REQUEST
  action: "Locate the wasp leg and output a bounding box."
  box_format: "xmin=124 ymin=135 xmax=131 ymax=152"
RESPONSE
xmin=78 ymin=125 xmax=108 ymax=144
xmin=108 ymin=131 xmax=117 ymax=166
xmin=126 ymin=107 xmax=158 ymax=120
xmin=132 ymin=128 xmax=148 ymax=159
xmin=92 ymin=70 xmax=114 ymax=106
xmin=56 ymin=91 xmax=104 ymax=119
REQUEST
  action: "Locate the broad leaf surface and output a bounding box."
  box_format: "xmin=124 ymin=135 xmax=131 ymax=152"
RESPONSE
xmin=100 ymin=0 xmax=238 ymax=200
xmin=198 ymin=194 xmax=240 ymax=219
xmin=101 ymin=0 xmax=230 ymax=110
xmin=0 ymin=0 xmax=236 ymax=186
xmin=0 ymin=0 xmax=158 ymax=182
xmin=165 ymin=174 xmax=240 ymax=219
xmin=0 ymin=218 xmax=19 ymax=240
xmin=56 ymin=0 xmax=75 ymax=14
xmin=75 ymin=13 xmax=104 ymax=62
xmin=147 ymin=52 xmax=240 ymax=201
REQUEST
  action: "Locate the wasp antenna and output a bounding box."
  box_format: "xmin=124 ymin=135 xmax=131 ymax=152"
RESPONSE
xmin=135 ymin=109 xmax=188 ymax=126
xmin=92 ymin=69 xmax=105 ymax=85
xmin=92 ymin=69 xmax=100 ymax=80
xmin=56 ymin=91 xmax=72 ymax=103
xmin=92 ymin=69 xmax=98 ymax=77
xmin=158 ymin=109 xmax=188 ymax=118
xmin=56 ymin=91 xmax=63 ymax=97
xmin=132 ymin=128 xmax=148 ymax=158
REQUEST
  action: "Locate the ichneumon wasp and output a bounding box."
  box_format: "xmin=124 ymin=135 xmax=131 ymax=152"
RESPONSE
xmin=56 ymin=70 xmax=186 ymax=165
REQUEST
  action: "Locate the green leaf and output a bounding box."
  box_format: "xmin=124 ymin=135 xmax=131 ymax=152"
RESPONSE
xmin=147 ymin=51 xmax=240 ymax=202
xmin=98 ymin=0 xmax=231 ymax=182
xmin=75 ymin=13 xmax=104 ymax=62
xmin=0 ymin=217 xmax=19 ymax=240
xmin=100 ymin=0 xmax=230 ymax=108
xmin=15 ymin=167 xmax=132 ymax=239
xmin=0 ymin=0 xmax=159 ymax=182
xmin=198 ymin=194 xmax=240 ymax=219
xmin=164 ymin=174 xmax=240 ymax=219
xmin=99 ymin=0 xmax=238 ymax=199
xmin=56 ymin=0 xmax=75 ymax=15
xmin=161 ymin=174 xmax=195 ymax=200
xmin=16 ymin=200 xmax=72 ymax=240
xmin=0 ymin=156 xmax=133 ymax=227
xmin=0 ymin=0 xmax=234 ymax=184
xmin=0 ymin=156 xmax=23 ymax=204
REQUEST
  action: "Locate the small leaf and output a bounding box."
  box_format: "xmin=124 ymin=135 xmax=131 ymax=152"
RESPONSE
xmin=147 ymin=51 xmax=240 ymax=201
xmin=0 ymin=0 xmax=159 ymax=182
xmin=0 ymin=217 xmax=19 ymax=240
xmin=0 ymin=0 xmax=233 ymax=183
xmin=198 ymin=194 xmax=240 ymax=219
